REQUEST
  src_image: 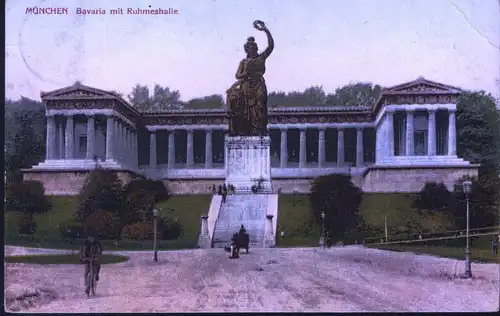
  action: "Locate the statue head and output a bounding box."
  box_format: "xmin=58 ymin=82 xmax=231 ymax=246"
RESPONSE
xmin=244 ymin=37 xmax=258 ymax=57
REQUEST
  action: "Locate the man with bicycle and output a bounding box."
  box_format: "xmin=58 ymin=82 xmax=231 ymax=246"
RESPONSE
xmin=79 ymin=229 xmax=103 ymax=296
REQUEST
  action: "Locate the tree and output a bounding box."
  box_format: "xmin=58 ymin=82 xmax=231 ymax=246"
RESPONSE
xmin=449 ymin=171 xmax=499 ymax=229
xmin=127 ymin=84 xmax=182 ymax=111
xmin=124 ymin=189 xmax=155 ymax=225
xmin=5 ymin=97 xmax=45 ymax=182
xmin=6 ymin=180 xmax=52 ymax=215
xmin=325 ymin=82 xmax=383 ymax=106
xmin=127 ymin=84 xmax=150 ymax=108
xmin=413 ymin=182 xmax=452 ymax=212
xmin=185 ymin=94 xmax=225 ymax=109
xmin=75 ymin=168 xmax=124 ymax=223
xmin=456 ymin=90 xmax=500 ymax=169
xmin=309 ymin=174 xmax=363 ymax=242
xmin=150 ymin=84 xmax=182 ymax=110
xmin=124 ymin=179 xmax=170 ymax=203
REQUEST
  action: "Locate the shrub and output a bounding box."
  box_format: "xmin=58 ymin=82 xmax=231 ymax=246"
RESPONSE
xmin=124 ymin=189 xmax=155 ymax=225
xmin=121 ymin=222 xmax=154 ymax=241
xmin=18 ymin=213 xmax=36 ymax=235
xmin=75 ymin=168 xmax=124 ymax=223
xmin=124 ymin=179 xmax=170 ymax=203
xmin=310 ymin=174 xmax=363 ymax=243
xmin=84 ymin=210 xmax=121 ymax=239
xmin=450 ymin=169 xmax=500 ymax=229
xmin=157 ymin=216 xmax=184 ymax=240
xmin=59 ymin=220 xmax=85 ymax=240
xmin=6 ymin=180 xmax=51 ymax=214
xmin=413 ymin=182 xmax=451 ymax=212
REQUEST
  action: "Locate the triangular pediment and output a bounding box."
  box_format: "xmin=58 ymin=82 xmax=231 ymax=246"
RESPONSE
xmin=41 ymin=82 xmax=115 ymax=99
xmin=384 ymin=77 xmax=461 ymax=94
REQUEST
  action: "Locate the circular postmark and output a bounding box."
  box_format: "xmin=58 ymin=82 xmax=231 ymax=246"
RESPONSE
xmin=18 ymin=0 xmax=86 ymax=86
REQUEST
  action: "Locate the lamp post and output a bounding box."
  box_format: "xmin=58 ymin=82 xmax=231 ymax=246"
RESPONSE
xmin=462 ymin=180 xmax=472 ymax=278
xmin=320 ymin=211 xmax=326 ymax=249
xmin=153 ymin=208 xmax=158 ymax=262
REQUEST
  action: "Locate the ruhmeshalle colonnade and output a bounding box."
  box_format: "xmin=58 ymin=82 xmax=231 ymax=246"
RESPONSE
xmin=24 ymin=78 xmax=477 ymax=195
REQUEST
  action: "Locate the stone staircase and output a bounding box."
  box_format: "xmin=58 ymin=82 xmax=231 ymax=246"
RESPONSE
xmin=212 ymin=194 xmax=269 ymax=248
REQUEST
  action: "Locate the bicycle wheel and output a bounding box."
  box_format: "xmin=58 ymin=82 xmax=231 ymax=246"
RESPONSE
xmin=92 ymin=274 xmax=97 ymax=296
xmin=86 ymin=272 xmax=92 ymax=297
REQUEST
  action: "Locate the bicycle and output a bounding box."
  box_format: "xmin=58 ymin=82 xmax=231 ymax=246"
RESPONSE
xmin=85 ymin=258 xmax=98 ymax=297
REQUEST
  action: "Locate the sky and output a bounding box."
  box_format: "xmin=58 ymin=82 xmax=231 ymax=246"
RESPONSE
xmin=5 ymin=0 xmax=500 ymax=102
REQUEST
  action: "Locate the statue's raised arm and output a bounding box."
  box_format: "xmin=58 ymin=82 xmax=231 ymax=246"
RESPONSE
xmin=253 ymin=20 xmax=274 ymax=59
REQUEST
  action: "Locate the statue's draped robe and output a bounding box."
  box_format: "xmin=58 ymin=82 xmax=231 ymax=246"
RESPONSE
xmin=227 ymin=55 xmax=269 ymax=137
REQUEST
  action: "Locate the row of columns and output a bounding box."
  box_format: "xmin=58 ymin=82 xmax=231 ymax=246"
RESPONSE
xmin=386 ymin=108 xmax=456 ymax=157
xmin=279 ymin=128 xmax=364 ymax=168
xmin=149 ymin=127 xmax=365 ymax=169
xmin=149 ymin=129 xmax=216 ymax=169
xmin=46 ymin=114 xmax=138 ymax=168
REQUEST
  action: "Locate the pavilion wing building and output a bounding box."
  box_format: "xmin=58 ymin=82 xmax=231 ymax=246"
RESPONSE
xmin=23 ymin=77 xmax=478 ymax=195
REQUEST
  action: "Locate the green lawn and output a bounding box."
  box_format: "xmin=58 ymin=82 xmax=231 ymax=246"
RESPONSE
xmin=276 ymin=195 xmax=319 ymax=247
xmin=5 ymin=254 xmax=129 ymax=265
xmin=4 ymin=195 xmax=212 ymax=249
xmin=368 ymin=244 xmax=499 ymax=264
xmin=359 ymin=193 xmax=417 ymax=230
xmin=4 ymin=196 xmax=77 ymax=238
xmin=276 ymin=193 xmax=418 ymax=247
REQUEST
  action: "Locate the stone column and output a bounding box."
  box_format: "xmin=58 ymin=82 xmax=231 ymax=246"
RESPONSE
xmin=46 ymin=115 xmax=56 ymax=160
xmin=122 ymin=125 xmax=127 ymax=165
xmin=134 ymin=130 xmax=139 ymax=167
xmin=337 ymin=128 xmax=344 ymax=166
xmin=65 ymin=115 xmax=74 ymax=159
xmin=280 ymin=128 xmax=288 ymax=168
xmin=168 ymin=130 xmax=176 ymax=168
xmin=105 ymin=116 xmax=114 ymax=161
xmin=405 ymin=110 xmax=415 ymax=156
xmin=150 ymin=131 xmax=157 ymax=168
xmin=386 ymin=110 xmax=395 ymax=157
xmin=114 ymin=120 xmax=121 ymax=162
xmin=299 ymin=128 xmax=306 ymax=168
xmin=318 ymin=127 xmax=326 ymax=168
xmin=448 ymin=110 xmax=457 ymax=156
xmin=205 ymin=129 xmax=213 ymax=168
xmin=132 ymin=130 xmax=138 ymax=168
xmin=356 ymin=128 xmax=364 ymax=167
xmin=86 ymin=115 xmax=95 ymax=159
xmin=428 ymin=109 xmax=436 ymax=156
xmin=126 ymin=128 xmax=131 ymax=166
xmin=58 ymin=118 xmax=64 ymax=159
xmin=187 ymin=129 xmax=194 ymax=167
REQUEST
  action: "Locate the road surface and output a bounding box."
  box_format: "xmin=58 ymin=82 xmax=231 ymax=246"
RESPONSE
xmin=4 ymin=245 xmax=499 ymax=312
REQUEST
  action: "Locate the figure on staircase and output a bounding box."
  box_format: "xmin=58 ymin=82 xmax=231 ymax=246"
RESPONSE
xmin=227 ymin=20 xmax=274 ymax=137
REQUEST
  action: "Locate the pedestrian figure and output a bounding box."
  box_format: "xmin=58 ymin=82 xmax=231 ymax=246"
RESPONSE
xmin=492 ymin=237 xmax=498 ymax=256
xmin=229 ymin=233 xmax=240 ymax=259
xmin=222 ymin=183 xmax=228 ymax=203
xmin=212 ymin=184 xmax=216 ymax=194
xmin=217 ymin=185 xmax=222 ymax=196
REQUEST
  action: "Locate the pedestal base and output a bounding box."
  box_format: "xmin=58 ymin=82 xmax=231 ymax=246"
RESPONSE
xmin=225 ymin=136 xmax=272 ymax=192
xmin=198 ymin=234 xmax=211 ymax=249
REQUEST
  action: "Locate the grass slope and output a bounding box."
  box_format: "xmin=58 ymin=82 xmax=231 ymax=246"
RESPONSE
xmin=369 ymin=244 xmax=499 ymax=264
xmin=4 ymin=195 xmax=212 ymax=249
xmin=5 ymin=254 xmax=129 ymax=265
xmin=276 ymin=193 xmax=418 ymax=247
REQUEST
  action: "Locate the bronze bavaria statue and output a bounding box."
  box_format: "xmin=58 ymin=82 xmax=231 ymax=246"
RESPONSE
xmin=227 ymin=20 xmax=274 ymax=137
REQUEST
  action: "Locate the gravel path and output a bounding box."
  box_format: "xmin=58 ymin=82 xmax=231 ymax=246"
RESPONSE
xmin=4 ymin=245 xmax=499 ymax=312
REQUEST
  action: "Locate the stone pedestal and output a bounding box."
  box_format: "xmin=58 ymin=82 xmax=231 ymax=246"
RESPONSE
xmin=198 ymin=215 xmax=211 ymax=249
xmin=265 ymin=214 xmax=276 ymax=247
xmin=225 ymin=136 xmax=272 ymax=192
